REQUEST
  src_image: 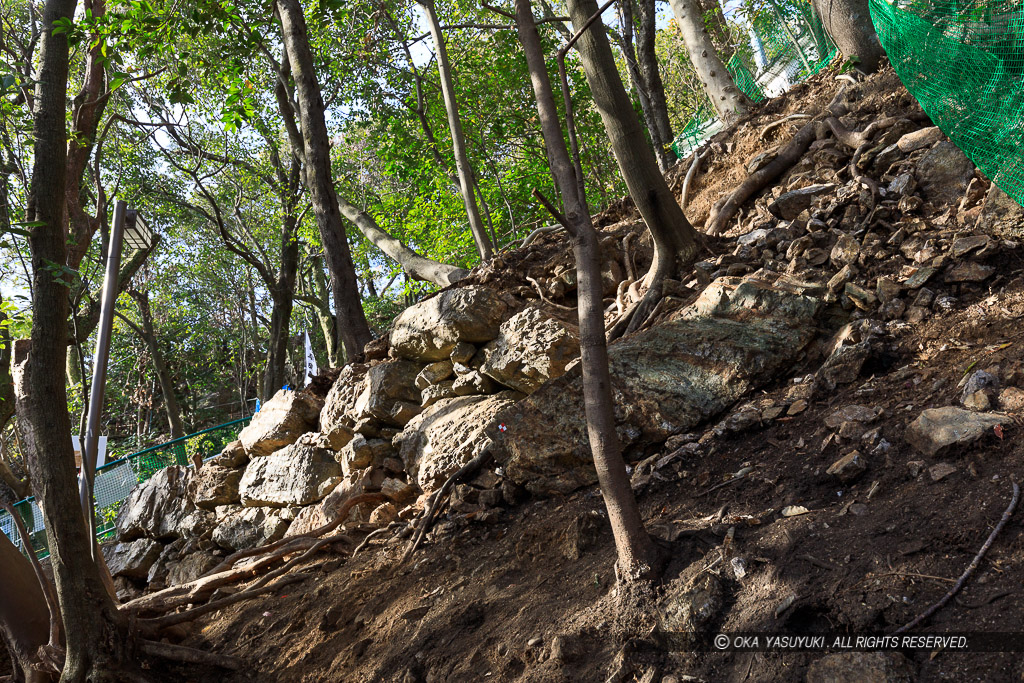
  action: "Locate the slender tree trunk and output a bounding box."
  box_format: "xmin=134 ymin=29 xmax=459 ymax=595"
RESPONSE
xmin=563 ymin=0 xmax=699 ymax=308
xmin=811 ymin=0 xmax=884 ymax=72
xmin=20 ymin=0 xmax=130 ymax=679
xmin=275 ymin=0 xmax=372 ymax=361
xmin=126 ymin=291 xmax=185 ymax=440
xmin=698 ymin=0 xmax=732 ymax=54
xmin=800 ymin=2 xmax=835 ymax=60
xmin=667 ymin=0 xmax=752 ymax=122
xmin=336 ymin=197 xmax=470 ymax=287
xmin=416 ymin=0 xmax=494 ymax=261
xmin=263 ymin=291 xmax=293 ymax=401
xmin=615 ymin=2 xmax=661 ymax=158
xmin=515 ymin=0 xmax=659 ymax=582
xmin=633 ymin=0 xmax=677 ymax=170
xmin=0 ymin=295 xmax=14 ymax=433
xmin=0 ymin=530 xmax=50 ymax=682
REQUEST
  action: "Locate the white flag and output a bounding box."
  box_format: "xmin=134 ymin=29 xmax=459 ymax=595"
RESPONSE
xmin=304 ymin=331 xmax=318 ymax=386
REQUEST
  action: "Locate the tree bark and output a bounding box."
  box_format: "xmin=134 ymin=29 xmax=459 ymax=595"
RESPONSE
xmin=0 ymin=529 xmax=51 ymax=682
xmin=124 ymin=291 xmax=185 ymax=440
xmin=275 ymin=0 xmax=372 ymax=362
xmin=20 ymin=0 xmax=131 ymax=678
xmin=811 ymin=0 xmax=884 ymax=72
xmin=0 ymin=294 xmax=13 ymax=434
xmin=515 ymin=0 xmax=659 ymax=582
xmin=336 ymin=197 xmax=470 ymax=287
xmin=563 ymin=0 xmax=699 ymax=321
xmin=667 ymin=0 xmax=752 ymax=122
xmin=416 ymin=0 xmax=494 ymax=261
xmin=632 ymin=0 xmax=677 ymax=170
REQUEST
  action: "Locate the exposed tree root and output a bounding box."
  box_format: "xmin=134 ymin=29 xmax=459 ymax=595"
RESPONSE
xmin=705 ymin=87 xmax=849 ymax=236
xmin=401 ymin=448 xmax=494 ymax=564
xmin=680 ymin=146 xmax=709 ymax=212
xmin=139 ymin=639 xmax=243 ymax=670
xmin=1 ymin=501 xmax=61 ymax=652
xmin=759 ymin=113 xmax=810 ymax=141
xmin=526 ymin=276 xmax=576 ymax=312
xmin=520 ymin=223 xmax=563 ymax=248
xmin=353 ymin=522 xmax=403 ymax=557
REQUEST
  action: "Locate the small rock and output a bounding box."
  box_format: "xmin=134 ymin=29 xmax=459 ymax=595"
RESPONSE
xmin=912 ymin=288 xmax=935 ymax=308
xmin=904 ymin=267 xmax=937 ymax=289
xmin=527 ymin=636 xmax=542 ymax=648
xmin=963 ymin=390 xmax=991 ymax=411
xmin=730 ymin=557 xmax=748 ymax=580
xmin=951 ymin=235 xmax=990 ymax=258
xmin=827 ymin=451 xmax=867 ymax=483
xmin=897 ymin=126 xmax=943 ymax=152
xmin=787 ymin=399 xmax=808 ymax=415
xmin=825 ymin=405 xmax=882 ymax=429
xmin=875 ymin=277 xmax=901 ymax=304
xmin=449 ymin=342 xmax=476 ymax=365
xmin=657 ymin=574 xmax=723 ymax=648
xmin=781 ymin=505 xmax=810 ymax=517
xmin=415 ymin=361 xmax=454 ymax=390
xmin=844 ymin=282 xmax=877 ymax=310
xmin=831 ymin=234 xmax=861 ymax=268
xmin=907 ymin=460 xmax=925 ymax=478
xmin=929 ymin=462 xmax=957 ymax=482
xmin=904 ymin=407 xmax=1005 ymax=457
xmin=768 ymin=184 xmax=835 ymax=220
xmin=421 ymin=381 xmax=458 ymax=408
xmin=998 ymin=387 xmax=1024 ymax=412
xmin=368 ymin=502 xmax=398 ymax=526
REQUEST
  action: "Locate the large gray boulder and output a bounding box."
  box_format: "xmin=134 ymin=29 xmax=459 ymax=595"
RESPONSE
xmin=238 ymin=389 xmax=324 ymax=457
xmin=390 ymin=286 xmax=511 ymax=361
xmin=211 ymin=506 xmax=290 ymax=551
xmin=490 ymin=274 xmax=822 ymax=495
xmin=479 ymin=307 xmax=580 ymax=395
xmin=188 ymin=464 xmax=243 ymax=510
xmin=394 ymin=392 xmax=520 ymax=492
xmin=105 ymin=538 xmax=163 ymax=580
xmin=916 ymin=141 xmax=974 ymax=207
xmin=238 ymin=443 xmax=343 ymax=507
xmin=116 ymin=466 xmax=195 ymax=541
xmin=319 ymin=364 xmax=369 ymax=449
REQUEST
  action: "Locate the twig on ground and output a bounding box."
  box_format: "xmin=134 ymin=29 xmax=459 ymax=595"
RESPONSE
xmin=680 ymin=147 xmax=709 ymax=211
xmin=892 ymin=480 xmax=1019 ymax=634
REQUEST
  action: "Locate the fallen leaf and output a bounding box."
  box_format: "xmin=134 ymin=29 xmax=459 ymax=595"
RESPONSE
xmin=994 ymin=424 xmax=1005 ymax=440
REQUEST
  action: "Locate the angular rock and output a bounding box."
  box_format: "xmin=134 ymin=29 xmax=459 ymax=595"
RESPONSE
xmin=945 ymin=261 xmax=995 ymax=282
xmin=214 ymin=440 xmax=249 ymax=468
xmin=319 ymin=364 xmax=369 ymax=450
xmin=806 ymin=653 xmax=913 ymax=683
xmin=166 ymin=550 xmax=220 ymax=587
xmin=452 ymin=370 xmax=497 ymax=396
xmin=897 ymin=126 xmax=943 ymax=152
xmin=355 ymin=360 xmax=423 ymax=427
xmin=395 ymin=393 xmax=520 ymax=492
xmin=827 ymin=451 xmax=867 ymax=483
xmin=845 ymin=282 xmax=877 ymax=310
xmin=188 ymin=464 xmax=243 ymax=510
xmin=831 ymin=234 xmax=860 ymax=268
xmin=929 ymin=462 xmax=958 ymax=482
xmin=239 ymin=443 xmax=343 ymax=507
xmin=494 ymin=275 xmax=822 ymax=495
xmin=415 ymin=360 xmax=454 ymax=390
xmin=239 ymin=389 xmax=324 ymax=457
xmin=391 ymin=286 xmax=510 ymax=361
xmin=961 ymin=370 xmax=999 ymax=406
xmin=916 ymin=141 xmax=973 ymax=206
xmin=999 ymin=386 xmax=1024 ymax=412
xmin=340 ymin=435 xmax=392 ymax=475
xmin=212 ymin=506 xmax=289 ymax=551
xmin=421 ymin=380 xmax=458 ymax=408
xmin=105 ymin=538 xmax=163 ymax=580
xmin=768 ymin=184 xmax=835 ymax=220
xmin=117 ymin=466 xmax=195 ymax=541
xmin=904 ymin=407 xmax=1005 ymax=457
xmin=449 ymin=342 xmax=476 ymax=365
xmin=825 ymin=405 xmax=883 ymax=429
xmin=480 ymin=307 xmax=580 ymax=394
xmin=977 ymin=184 xmax=1024 ymax=237
xmin=368 ymin=502 xmax=398 ymax=526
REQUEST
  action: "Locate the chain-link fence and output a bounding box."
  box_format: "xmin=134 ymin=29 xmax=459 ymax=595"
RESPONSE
xmin=871 ymin=0 xmax=1024 ymax=206
xmin=671 ymin=2 xmax=838 ymax=158
xmin=0 ymin=416 xmax=250 ymax=559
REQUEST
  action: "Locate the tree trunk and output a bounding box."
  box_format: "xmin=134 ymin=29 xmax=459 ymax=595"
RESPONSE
xmin=515 ymin=0 xmax=660 ymax=582
xmin=275 ymin=0 xmax=372 ymax=362
xmin=0 ymin=295 xmax=13 ymax=433
xmin=633 ymin=0 xmax=677 ymax=170
xmin=336 ymin=197 xmax=470 ymax=287
xmin=0 ymin=530 xmax=51 ymax=682
xmin=667 ymin=0 xmax=752 ymax=122
xmin=811 ymin=0 xmax=884 ymax=72
xmin=563 ymin=0 xmax=699 ymax=308
xmin=20 ymin=0 xmax=130 ymax=678
xmin=127 ymin=291 xmax=185 ymax=440
xmin=417 ymin=0 xmax=494 ymax=262
xmin=698 ymin=0 xmax=732 ymax=54
xmin=263 ymin=290 xmax=293 ymax=401
xmin=800 ymin=1 xmax=834 ymax=60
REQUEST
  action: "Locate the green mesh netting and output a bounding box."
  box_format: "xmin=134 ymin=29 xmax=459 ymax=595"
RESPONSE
xmin=0 ymin=416 xmax=251 ymax=558
xmin=728 ymin=55 xmax=768 ymax=103
xmin=871 ymin=0 xmax=1024 ymax=205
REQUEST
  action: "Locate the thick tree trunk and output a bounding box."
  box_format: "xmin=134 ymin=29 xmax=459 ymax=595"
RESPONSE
xmin=336 ymin=197 xmax=470 ymax=287
xmin=667 ymin=0 xmax=752 ymax=122
xmin=21 ymin=0 xmax=130 ymax=679
xmin=633 ymin=0 xmax=677 ymax=170
xmin=515 ymin=0 xmax=659 ymax=582
xmin=811 ymin=0 xmax=884 ymax=72
xmin=263 ymin=291 xmax=293 ymax=401
xmin=417 ymin=0 xmax=494 ymax=261
xmin=275 ymin=0 xmax=372 ymax=362
xmin=563 ymin=0 xmax=699 ymax=302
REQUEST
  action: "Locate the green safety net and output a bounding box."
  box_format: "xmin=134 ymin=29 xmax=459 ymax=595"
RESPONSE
xmin=870 ymin=0 xmax=1024 ymax=205
xmin=0 ymin=416 xmax=251 ymax=559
